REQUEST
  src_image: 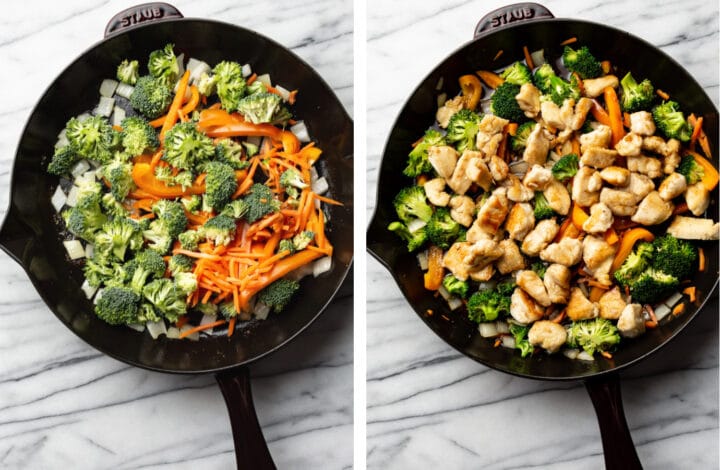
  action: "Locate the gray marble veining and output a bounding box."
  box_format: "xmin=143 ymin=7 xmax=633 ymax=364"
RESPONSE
xmin=367 ymin=0 xmax=718 ymax=468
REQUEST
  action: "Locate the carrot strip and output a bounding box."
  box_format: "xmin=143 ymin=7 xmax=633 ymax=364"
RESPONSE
xmin=698 ymin=248 xmax=705 ymax=272
xmin=160 ymin=70 xmax=190 ymax=141
xmin=600 ymin=351 xmax=613 ymax=359
xmin=313 ymin=193 xmax=343 ymax=206
xmin=672 ymin=303 xmax=686 ymax=316
xmin=246 ymin=73 xmax=257 ymax=85
xmin=227 ymin=317 xmax=237 ymax=337
xmin=179 ymin=319 xmax=227 ymax=338
xmin=493 ymin=49 xmax=504 ymax=61
xmin=560 ymin=37 xmax=578 ymax=46
xmin=604 ymin=87 xmax=625 ymax=145
xmin=476 ymin=70 xmax=504 ymax=89
xmin=590 ymin=99 xmax=612 ymax=126
xmin=682 ymin=286 xmax=696 ymax=303
xmin=523 ymin=45 xmax=534 ymax=69
xmin=173 ymin=249 xmax=222 ymax=261
xmin=656 ymin=89 xmax=670 ymax=100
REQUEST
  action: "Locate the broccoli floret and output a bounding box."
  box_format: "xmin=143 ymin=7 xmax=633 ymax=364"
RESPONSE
xmin=127 ymin=249 xmax=166 ymax=293
xmin=619 ymin=72 xmax=654 ymax=113
xmin=292 ymin=230 xmax=315 ymax=250
xmin=213 ymin=61 xmax=247 ymax=113
xmin=94 ymin=218 xmax=143 ymax=261
xmin=142 ymin=278 xmax=186 ymax=322
xmin=168 ymin=253 xmax=194 ymax=275
xmin=64 ymin=115 xmax=118 ymax=163
xmin=173 ymin=271 xmax=198 ymax=295
xmin=195 ymin=302 xmax=218 ymax=316
xmin=404 ymin=129 xmax=446 ymax=177
xmin=500 ymin=61 xmax=532 ymax=85
xmin=236 ymin=92 xmax=283 ymax=124
xmin=181 ymin=195 xmax=202 ymax=214
xmin=120 ymin=116 xmax=159 ymax=156
xmin=218 ymin=301 xmax=237 ymax=319
xmin=162 ymin=121 xmax=215 ymax=171
xmin=393 ymin=186 xmax=433 ymax=223
xmin=442 ymin=274 xmax=469 ymax=298
xmin=677 ymin=155 xmax=705 ymax=185
xmin=509 ymin=323 xmax=534 ymax=357
xmin=246 ymin=80 xmax=266 ymax=95
xmin=257 ymin=279 xmax=300 ymax=313
xmin=614 ymin=242 xmax=654 ymax=287
xmin=533 ymin=192 xmax=555 ymax=220
xmin=243 ymin=184 xmax=280 ymax=223
xmin=630 ymin=268 xmax=679 ymax=305
xmin=532 ymin=63 xmax=580 ymax=106
xmin=100 ymin=193 xmax=129 ymax=219
xmin=215 ymin=139 xmax=249 ymax=170
xmin=652 ymin=101 xmax=692 ymax=142
xmin=47 ymin=145 xmax=79 ymax=176
xmin=446 ymin=109 xmax=482 ymax=153
xmin=243 ymin=141 xmax=259 ymax=157
xmin=426 ymin=207 xmax=461 ymax=249
xmin=467 ymin=287 xmax=511 ymax=323
xmin=197 ymin=72 xmax=217 ymax=97
xmin=202 ymin=215 xmax=237 ymax=246
xmin=279 ymin=168 xmax=308 ymax=199
xmin=83 ymin=256 xmax=116 ymax=287
xmin=137 ymin=302 xmax=162 ymax=323
xmin=151 ymin=200 xmax=187 ymax=237
xmin=154 ymin=166 xmax=194 ymax=190
xmin=566 ymin=318 xmax=621 ymax=356
xmin=102 ymin=160 xmax=135 ymax=201
xmin=531 ymin=261 xmax=547 ymax=279
xmin=651 ymin=234 xmax=697 ymax=280
xmin=220 ymin=200 xmax=249 ymax=219
xmin=204 ymin=161 xmax=238 ymax=211
xmin=387 ymin=221 xmax=427 ymax=252
xmin=178 ymin=229 xmax=201 ymax=250
xmin=130 ymin=75 xmax=173 ymax=119
xmin=510 ymin=121 xmax=536 ymax=153
xmin=63 ymin=195 xmax=108 ymax=242
xmin=147 ymin=44 xmax=179 ymax=85
xmin=562 ymin=45 xmax=602 ymax=79
xmin=551 ymin=154 xmax=579 ymax=181
xmin=95 ymin=286 xmax=140 ymax=325
xmin=117 ymin=59 xmax=139 ymax=85
xmin=278 ymin=239 xmax=296 ymax=254
xmin=490 ymin=82 xmax=527 ymax=122
xmin=532 ymin=63 xmax=556 ymax=93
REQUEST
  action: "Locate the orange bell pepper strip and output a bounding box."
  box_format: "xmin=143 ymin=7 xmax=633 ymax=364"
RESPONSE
xmin=571 ymin=203 xmax=589 ymax=230
xmin=476 ymin=70 xmax=504 ymax=89
xmin=459 ymin=74 xmax=483 ymax=110
xmin=684 ymin=150 xmax=719 ymax=191
xmin=131 ymin=162 xmax=205 ymax=198
xmin=610 ymin=228 xmax=655 ymax=273
xmin=424 ymin=245 xmax=444 ymax=291
xmin=604 ymin=86 xmax=625 ymax=145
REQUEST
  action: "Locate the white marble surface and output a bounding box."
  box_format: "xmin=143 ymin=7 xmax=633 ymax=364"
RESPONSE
xmin=367 ymin=0 xmax=718 ymax=468
xmin=0 ymin=1 xmax=352 ymax=469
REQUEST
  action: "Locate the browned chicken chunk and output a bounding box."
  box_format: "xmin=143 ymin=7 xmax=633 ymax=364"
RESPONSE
xmin=598 ymin=287 xmax=626 ymax=320
xmin=543 ymin=264 xmax=571 ymax=304
xmin=522 ymin=219 xmax=560 ymax=256
xmin=510 ymin=288 xmax=545 ymax=324
xmin=495 ymin=239 xmax=526 ymax=274
xmin=516 ymin=270 xmax=552 ymax=307
xmin=631 ymin=191 xmax=673 ymax=225
xmin=528 ymin=321 xmax=568 ymax=353
xmin=505 ymin=202 xmax=535 ymax=241
xmin=566 ymin=287 xmax=599 ymax=321
xmin=540 ymin=238 xmax=583 ymax=266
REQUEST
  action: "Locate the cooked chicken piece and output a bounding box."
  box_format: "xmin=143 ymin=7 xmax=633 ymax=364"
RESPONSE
xmin=516 ymin=82 xmax=541 ymax=118
xmin=582 ymin=235 xmax=617 ymax=286
xmin=423 ymin=178 xmax=451 ymax=207
xmin=572 ymin=166 xmax=602 ymax=207
xmin=627 ymin=154 xmax=663 ymax=178
xmin=478 ymin=114 xmax=509 ymax=135
xmin=630 ymin=111 xmax=656 ymax=136
xmin=489 ymin=155 xmax=509 ymax=182
xmin=447 ymin=150 xmax=474 ymax=195
xmin=469 ymin=264 xmax=495 ymax=282
xmin=569 ymin=97 xmax=594 ymax=130
xmin=685 ymin=182 xmax=710 ymax=216
xmin=465 ymin=156 xmax=493 ymax=192
xmin=428 ymin=145 xmax=458 ymax=179
xmin=510 ymin=288 xmax=545 ymax=324
xmin=464 ymin=239 xmax=503 ymax=267
xmin=528 ymin=320 xmax=568 ymax=353
xmin=505 ymin=202 xmax=535 ymax=241
xmin=523 ymin=164 xmax=553 ymax=191
xmin=516 ymin=270 xmax=552 ymax=307
xmin=495 ymin=239 xmax=526 ymax=274
xmin=543 ymin=179 xmax=571 ymax=215
xmin=662 ymin=139 xmax=681 ymax=174
xmin=466 ymin=222 xmax=494 ymax=243
xmin=436 ymin=95 xmax=464 ymax=128
xmin=614 ymin=132 xmax=642 ymax=157
xmin=617 ymin=304 xmax=645 ymax=338
xmin=505 ymin=174 xmax=535 ymax=202
xmin=641 ymin=135 xmax=666 ymax=155
xmin=567 ymin=287 xmax=599 ymax=321
xmin=553 ymin=128 xmax=574 ymax=145
xmin=540 ymin=100 xmax=570 ymax=130
xmin=600 ymin=166 xmax=630 ymax=186
xmin=523 ymin=123 xmax=552 ymax=166
xmin=582 ymin=75 xmax=619 ymax=98
xmin=657 ymin=173 xmax=687 ymax=201
xmin=543 ymin=264 xmax=571 ymax=304
xmin=479 ymin=133 xmax=504 ymax=158
xmin=442 ymin=242 xmax=473 ymax=281
xmin=579 ymin=124 xmax=612 ymax=152
xmin=475 ymin=188 xmax=509 ymax=233
xmin=581 ymin=147 xmax=618 ymax=169
xmin=667 ymin=215 xmax=720 ymax=240
xmin=442 ymin=240 xmax=502 ymax=281
xmin=582 ymin=202 xmax=614 ymax=233
xmin=522 ymin=218 xmax=560 ymax=256
xmin=448 ymin=195 xmax=474 ymax=227
xmin=620 ymin=172 xmax=654 ymax=201
xmin=600 ymin=188 xmax=637 ymax=216
xmin=631 ymin=191 xmax=673 ymax=225
xmin=540 ymin=237 xmax=583 ymax=267
xmin=598 ymin=287 xmax=626 ymax=320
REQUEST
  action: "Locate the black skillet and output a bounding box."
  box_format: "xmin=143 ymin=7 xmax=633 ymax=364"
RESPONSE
xmin=0 ymin=3 xmax=353 ymax=469
xmin=367 ymin=3 xmax=718 ymax=469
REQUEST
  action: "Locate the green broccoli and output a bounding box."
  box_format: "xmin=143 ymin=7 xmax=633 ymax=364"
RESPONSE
xmin=162 ymin=121 xmax=215 ymax=171
xmin=278 ymin=239 xmax=296 ymax=254
xmin=533 ymin=63 xmax=580 ymax=105
xmin=83 ymin=256 xmax=116 ymax=287
xmin=246 ymin=80 xmax=267 ymax=95
xmin=446 ymin=109 xmax=482 ymax=153
xmin=101 ymin=193 xmax=129 ymax=219
xmin=566 ymin=318 xmax=621 ymax=356
xmin=292 ymin=230 xmax=315 ymax=250
xmin=509 ymin=323 xmax=534 ymax=357
xmin=197 ymin=72 xmax=217 ymax=96
xmin=219 ymin=301 xmax=237 ymax=319
xmin=426 ymin=207 xmax=461 ymax=249
xmin=127 ymin=249 xmax=166 ymax=294
xmin=630 ymin=268 xmax=679 ymax=305
xmin=531 ymin=261 xmax=547 ymax=279
xmin=102 ymin=159 xmax=135 ymax=201
xmin=467 ymin=287 xmax=512 ymax=323
xmin=243 ymin=184 xmax=280 ymax=223
xmin=137 ymin=302 xmax=162 ymax=323
xmin=215 ymin=139 xmax=249 ymax=170
xmin=47 ymin=145 xmax=80 ymax=176
xmin=204 ymin=161 xmax=238 ymax=211
xmin=142 ymin=278 xmax=187 ymax=322
xmin=442 ymin=274 xmax=469 ymax=298
xmin=173 ymin=271 xmax=198 ymax=295
xmin=213 ymin=61 xmax=247 ymax=113
xmin=490 ymin=82 xmax=527 ymax=122
xmin=561 ymin=45 xmax=602 ymax=79
xmin=195 ymin=302 xmax=218 ymax=316
xmin=64 ymin=115 xmax=118 ymax=163
xmin=236 ymin=92 xmax=283 ymax=124
xmin=168 ymin=253 xmax=194 ymax=275
xmin=154 ymin=166 xmax=194 ymax=190
xmin=120 ymin=116 xmax=159 ymax=156
xmin=147 ymin=44 xmax=179 ymax=85
xmin=387 ymin=221 xmax=427 ymax=252
xmin=533 ymin=192 xmax=555 ymax=220
xmin=202 ymin=215 xmax=237 ymax=246
xmin=652 ymin=101 xmax=692 ymax=142
xmin=181 ymin=195 xmax=202 ymax=214
xmin=142 ymin=200 xmax=188 ymax=253
xmin=117 ymin=59 xmax=139 ymax=85
xmin=63 ymin=194 xmax=108 ymax=242
xmin=651 ymin=234 xmax=697 ymax=280
xmin=243 ymin=141 xmax=259 ymax=157
xmin=510 ymin=121 xmax=536 ymax=153
xmin=500 ymin=61 xmax=532 ymax=85
xmin=619 ymin=72 xmax=654 ymax=113
xmin=551 ymin=154 xmax=579 ymax=181
xmin=614 ymin=241 xmax=654 ymax=287
xmin=393 ymin=186 xmax=433 ymax=223
xmin=93 ymin=218 xmax=143 ymax=261
xmin=279 ymin=168 xmax=308 ymax=199
xmin=130 ymin=75 xmax=173 ymax=119
xmin=404 ymin=129 xmax=446 ymax=177
xmin=220 ymin=200 xmax=249 ymax=219
xmin=257 ymin=279 xmax=300 ymax=313
xmin=178 ymin=229 xmax=202 ymax=250
xmin=95 ymin=286 xmax=140 ymax=325
xmin=677 ymin=155 xmax=705 ymax=185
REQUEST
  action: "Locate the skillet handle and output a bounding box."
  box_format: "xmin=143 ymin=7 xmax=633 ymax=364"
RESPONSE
xmin=0 ymin=206 xmax=31 ymax=265
xmin=215 ymin=368 xmax=277 ymax=470
xmin=585 ymin=375 xmax=643 ymax=470
xmin=474 ymin=3 xmax=554 ymax=39
xmin=104 ymin=2 xmax=183 ymax=38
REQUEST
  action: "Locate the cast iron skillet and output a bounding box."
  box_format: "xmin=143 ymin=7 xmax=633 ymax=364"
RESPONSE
xmin=367 ymin=3 xmax=718 ymax=469
xmin=0 ymin=3 xmax=353 ymax=469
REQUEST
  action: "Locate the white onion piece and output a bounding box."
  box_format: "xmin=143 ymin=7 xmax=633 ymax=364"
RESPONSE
xmin=186 ymin=58 xmax=210 ymax=83
xmin=74 ymin=170 xmax=97 ymax=186
xmin=477 ymin=280 xmax=497 ymax=292
xmin=501 ymin=336 xmax=516 ymax=349
xmin=127 ymin=323 xmax=145 ymax=332
xmin=84 ymin=243 xmax=94 ymax=259
xmin=290 ymin=121 xmax=311 ymax=143
xmin=166 ymin=327 xmax=180 ymax=339
xmin=63 ymin=240 xmax=85 ymax=259
xmin=77 ymin=113 xmax=92 ymax=123
xmin=51 ymin=186 xmax=66 ymax=212
xmin=200 ymin=314 xmax=217 ymax=327
xmin=563 ymin=348 xmax=580 ymax=360
xmin=93 ymin=288 xmax=104 ymax=305
xmin=176 ymin=53 xmax=185 ymax=78
xmin=310 ymin=166 xmax=319 ymax=184
xmin=436 ymin=93 xmax=447 ymax=109
xmin=313 ymin=256 xmax=332 ymax=277
xmin=314 ymin=198 xmax=321 ymax=210
xmin=577 ymin=351 xmax=595 ymax=361
xmin=664 ymin=291 xmax=683 ymax=307
xmin=478 ymin=322 xmax=499 ymax=338
xmin=80 ymin=279 xmax=98 ymax=299
xmin=55 ymin=134 xmax=69 ymax=149
xmin=241 ymin=63 xmax=252 ymax=77
xmin=255 ymin=73 xmax=271 ymax=86
xmin=71 ymin=160 xmax=90 ymax=178
xmin=448 ymin=296 xmax=463 ymax=311
xmin=312 ymin=177 xmax=329 ymax=196
xmin=111 ymin=106 xmax=126 ymax=127
xmin=246 ymin=136 xmax=262 ymax=147
xmin=435 ymin=76 xmax=444 ymax=90
xmin=115 ymin=82 xmax=135 ymax=99
xmin=180 ymin=325 xmax=199 ymax=341
xmin=146 ymin=320 xmax=167 ymax=339
xmin=417 ymin=250 xmax=429 ymax=270
xmin=275 ymin=85 xmax=291 ymax=101
xmin=438 ymin=285 xmax=451 ymax=300
xmin=530 ymin=49 xmax=545 ymax=67
xmin=285 ymin=263 xmax=315 ymax=281
xmin=99 ymin=79 xmax=118 ymax=97
xmin=480 ymin=98 xmax=493 ymax=115
xmin=406 ymin=218 xmax=426 ymax=233
xmin=654 ymin=303 xmax=672 ymax=322
xmin=94 ymin=96 xmax=115 ymax=117
xmin=254 ymin=302 xmax=271 ymax=320
xmin=65 ymin=185 xmax=80 ymax=207
xmin=496 ymin=321 xmax=510 ymax=334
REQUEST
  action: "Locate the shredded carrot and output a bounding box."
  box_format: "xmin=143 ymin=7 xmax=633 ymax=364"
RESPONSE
xmin=560 ymin=37 xmax=578 ymax=46
xmin=600 ymin=351 xmax=613 ymax=359
xmin=476 ymin=70 xmax=504 ymax=89
xmin=656 ymin=89 xmax=669 ymax=100
xmin=683 ymin=286 xmax=696 ymax=302
xmin=698 ymin=248 xmax=705 ymax=272
xmin=176 ymin=316 xmax=189 ymax=328
xmin=522 ymin=45 xmax=534 ymax=69
xmin=600 ymin=60 xmax=611 ymax=74
xmin=672 ymin=303 xmax=686 ymax=316
xmin=645 ymin=304 xmax=658 ymax=328
xmin=160 ymin=70 xmax=191 ymax=141
xmin=227 ymin=317 xmax=237 ymax=337
xmin=604 ymin=86 xmax=625 ymax=145
xmin=493 ymin=49 xmax=504 ymax=61
xmin=179 ymin=319 xmax=227 ymax=338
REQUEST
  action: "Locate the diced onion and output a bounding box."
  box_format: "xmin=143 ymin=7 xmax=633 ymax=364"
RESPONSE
xmin=530 ymin=49 xmax=545 ymax=67
xmin=99 ymin=79 xmax=118 ymax=97
xmin=448 ymin=297 xmax=463 ymax=310
xmin=200 ymin=314 xmax=217 ymax=327
xmin=71 ymin=160 xmax=90 ymax=178
xmin=74 ymin=170 xmax=97 ymax=186
xmin=176 ymin=53 xmax=185 ymax=78
xmin=577 ymin=351 xmax=595 ymax=361
xmin=417 ymin=250 xmax=429 ymax=270
xmin=255 ymin=302 xmax=271 ymax=320
xmin=438 ymin=285 xmax=451 ymax=300
xmin=55 ymin=134 xmax=69 ymax=149
xmin=285 ymin=263 xmax=315 ymax=281
xmin=313 ymin=256 xmax=332 ymax=277
xmin=312 ymin=176 xmax=329 ymax=196
xmin=406 ymin=218 xmax=426 ymax=234
xmin=115 ymin=83 xmax=134 ymax=99
xmin=654 ymin=303 xmax=672 ymax=322
xmin=477 ymin=281 xmax=497 ymax=292
xmin=664 ymin=292 xmax=683 ymax=308
xmin=94 ymin=96 xmax=115 ymax=117
xmin=241 ymin=63 xmax=252 ymax=77
xmin=180 ymin=325 xmax=199 ymax=341
xmin=63 ymin=240 xmax=85 ymax=259
xmin=80 ymin=279 xmax=98 ymax=299
xmin=501 ymin=336 xmax=516 ymax=349
xmin=65 ymin=185 xmax=80 ymax=207
xmin=112 ymin=106 xmax=126 ymax=127
xmin=186 ymin=58 xmax=210 ymax=84
xmin=51 ymin=186 xmax=66 ymax=212
xmin=436 ymin=93 xmax=447 ymax=109
xmin=275 ymin=85 xmax=291 ymax=101
xmin=94 ymin=288 xmax=104 ymax=305
xmin=146 ymin=320 xmax=167 ymax=339
xmin=435 ymin=77 xmax=444 ymax=90
xmin=127 ymin=323 xmax=145 ymax=332
xmin=290 ymin=121 xmax=311 ymax=143
xmin=255 ymin=73 xmax=271 ymax=86
xmin=479 ymin=322 xmax=499 ymax=338
xmin=166 ymin=327 xmax=180 ymax=339
xmin=496 ymin=321 xmax=510 ymax=334
xmin=84 ymin=243 xmax=94 ymax=259
xmin=563 ymin=348 xmax=580 ymax=360
xmin=480 ymin=98 xmax=493 ymax=115
xmin=77 ymin=113 xmax=92 ymax=123
xmin=309 ymin=166 xmax=319 ymax=184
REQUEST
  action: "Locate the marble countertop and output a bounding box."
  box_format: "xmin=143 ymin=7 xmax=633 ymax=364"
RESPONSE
xmin=367 ymin=0 xmax=718 ymax=468
xmin=0 ymin=1 xmax=352 ymax=469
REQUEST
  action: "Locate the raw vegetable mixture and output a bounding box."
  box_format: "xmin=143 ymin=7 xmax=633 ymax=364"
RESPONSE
xmin=389 ymin=40 xmax=718 ymax=360
xmin=48 ymin=44 xmax=338 ymax=340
